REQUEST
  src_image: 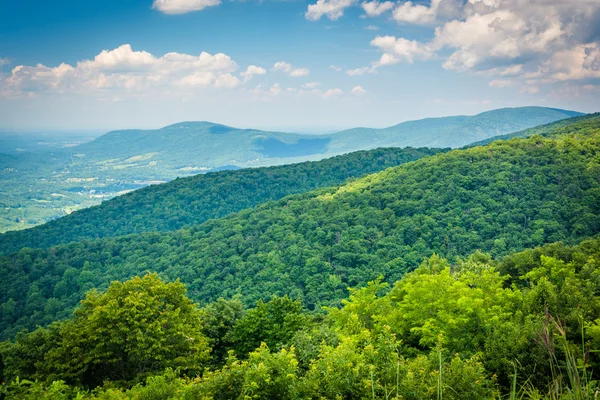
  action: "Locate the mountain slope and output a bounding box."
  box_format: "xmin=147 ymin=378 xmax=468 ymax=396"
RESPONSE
xmin=59 ymin=107 xmax=581 ymax=173
xmin=1 ymin=114 xmax=598 ymax=339
xmin=468 ymin=112 xmax=600 ymax=147
xmin=328 ymin=106 xmax=582 ymax=150
xmin=0 ymin=107 xmax=581 ymax=233
xmin=0 ymin=147 xmax=443 ymax=255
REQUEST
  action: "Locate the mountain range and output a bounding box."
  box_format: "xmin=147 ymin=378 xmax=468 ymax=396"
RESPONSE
xmin=0 ymin=106 xmax=583 ymax=233
xmin=1 ymin=112 xmax=598 ymax=340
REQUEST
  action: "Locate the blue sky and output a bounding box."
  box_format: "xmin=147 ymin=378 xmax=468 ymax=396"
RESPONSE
xmin=0 ymin=0 xmax=599 ymax=132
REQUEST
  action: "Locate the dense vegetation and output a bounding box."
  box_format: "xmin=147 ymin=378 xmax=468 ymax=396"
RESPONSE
xmin=0 ymin=147 xmax=442 ymax=255
xmin=1 ymin=115 xmax=599 ymax=340
xmin=468 ymin=112 xmax=600 ymax=147
xmin=0 ymin=107 xmax=578 ymax=233
xmin=2 ymin=237 xmax=600 ymax=399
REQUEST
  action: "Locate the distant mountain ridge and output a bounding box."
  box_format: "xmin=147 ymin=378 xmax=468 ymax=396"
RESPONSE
xmin=0 ymin=106 xmax=584 ymax=233
xmin=1 ymin=112 xmax=598 ymax=339
xmin=71 ymin=106 xmax=582 ymax=170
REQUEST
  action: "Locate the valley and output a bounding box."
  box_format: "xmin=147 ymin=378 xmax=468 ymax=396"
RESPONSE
xmin=1 ymin=112 xmax=600 ymax=399
xmin=0 ymin=106 xmax=581 ymax=232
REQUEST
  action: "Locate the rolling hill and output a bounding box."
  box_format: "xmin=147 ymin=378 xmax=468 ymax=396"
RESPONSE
xmin=0 ymin=106 xmax=582 ymax=233
xmin=468 ymin=112 xmax=600 ymax=147
xmin=0 ymin=147 xmax=444 ymax=255
xmin=71 ymin=106 xmax=581 ymax=168
xmin=1 ymin=113 xmax=598 ymax=340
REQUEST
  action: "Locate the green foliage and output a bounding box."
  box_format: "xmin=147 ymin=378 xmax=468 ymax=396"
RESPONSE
xmin=200 ymin=297 xmax=245 ymax=366
xmin=1 ymin=117 xmax=600 ymax=340
xmin=229 ymin=297 xmax=307 ymax=357
xmin=191 ymin=344 xmax=299 ymax=400
xmin=469 ymin=112 xmax=600 ymax=147
xmin=0 ymin=147 xmax=442 ymax=254
xmin=1 ymin=274 xmax=210 ymax=388
xmin=1 ymin=107 xmax=577 ymax=233
xmin=3 ymin=238 xmax=600 ymax=398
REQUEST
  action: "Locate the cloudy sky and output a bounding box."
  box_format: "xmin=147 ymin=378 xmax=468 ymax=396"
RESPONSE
xmin=1 ymin=0 xmax=599 ymax=132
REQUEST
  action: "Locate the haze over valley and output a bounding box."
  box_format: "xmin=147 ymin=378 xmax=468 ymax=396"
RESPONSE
xmin=0 ymin=106 xmax=581 ymax=232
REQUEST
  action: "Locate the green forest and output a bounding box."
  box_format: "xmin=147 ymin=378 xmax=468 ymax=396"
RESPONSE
xmin=2 ymin=238 xmax=600 ymax=398
xmin=0 ymin=146 xmax=442 ymax=255
xmin=0 ymin=107 xmax=578 ymax=233
xmin=1 ymin=113 xmax=600 ymax=398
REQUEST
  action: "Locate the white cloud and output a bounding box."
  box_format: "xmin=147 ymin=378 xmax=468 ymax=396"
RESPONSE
xmin=365 ymin=25 xmax=379 ymax=30
xmin=354 ymin=0 xmax=600 ymax=93
xmin=345 ymin=36 xmax=433 ymax=76
xmin=177 ymin=71 xmax=216 ymax=87
xmin=362 ymin=1 xmax=394 ymax=17
xmin=392 ymin=0 xmax=461 ymax=25
xmin=302 ymin=81 xmax=321 ymax=89
xmin=0 ymin=58 xmax=11 ymax=67
xmin=371 ymin=36 xmax=434 ymax=64
xmin=351 ymin=85 xmax=367 ymax=94
xmin=546 ymin=44 xmax=600 ymax=81
xmin=152 ymin=0 xmax=220 ymax=14
xmin=428 ymin=0 xmax=598 ymax=80
xmin=346 ymin=67 xmax=371 ymax=76
xmin=272 ymin=61 xmax=292 ymax=73
xmin=305 ymin=0 xmax=356 ymax=21
xmin=240 ymin=65 xmax=267 ymax=82
xmin=2 ymin=44 xmax=246 ymax=97
xmin=290 ymin=68 xmax=310 ymax=77
xmin=329 ymin=65 xmax=342 ymax=72
xmin=250 ymin=82 xmax=284 ymax=98
xmin=272 ymin=62 xmax=310 ymax=77
xmin=269 ymin=83 xmax=282 ymax=95
xmin=323 ymin=88 xmax=343 ymax=98
xmin=214 ymin=73 xmax=241 ymax=88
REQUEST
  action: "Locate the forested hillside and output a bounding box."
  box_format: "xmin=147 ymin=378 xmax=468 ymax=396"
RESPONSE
xmin=1 ymin=115 xmax=599 ymax=341
xmin=468 ymin=112 xmax=600 ymax=147
xmin=0 ymin=147 xmax=442 ymax=255
xmin=0 ymin=107 xmax=579 ymax=233
xmin=2 ymin=237 xmax=600 ymax=398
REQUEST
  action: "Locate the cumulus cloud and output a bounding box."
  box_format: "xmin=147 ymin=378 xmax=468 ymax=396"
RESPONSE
xmin=351 ymin=85 xmax=367 ymax=94
xmin=240 ymin=65 xmax=267 ymax=82
xmin=392 ymin=0 xmax=462 ymax=25
xmin=251 ymin=83 xmax=286 ymax=98
xmin=428 ymin=0 xmax=599 ymax=78
xmin=346 ymin=67 xmax=371 ymax=76
xmin=330 ymin=65 xmax=342 ymax=72
xmin=152 ymin=0 xmax=220 ymax=14
xmin=305 ymin=0 xmax=356 ymax=21
xmin=347 ymin=0 xmax=600 ymax=93
xmin=546 ymin=44 xmax=600 ymax=81
xmin=323 ymin=88 xmax=343 ymax=98
xmin=362 ymin=1 xmax=394 ymax=17
xmin=214 ymin=73 xmax=241 ymax=88
xmin=272 ymin=61 xmax=292 ymax=73
xmin=345 ymin=36 xmax=433 ymax=76
xmin=371 ymin=36 xmax=434 ymax=64
xmin=1 ymin=44 xmax=251 ymax=97
xmin=290 ymin=68 xmax=310 ymax=77
xmin=272 ymin=61 xmax=310 ymax=77
xmin=0 ymin=58 xmax=11 ymax=67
